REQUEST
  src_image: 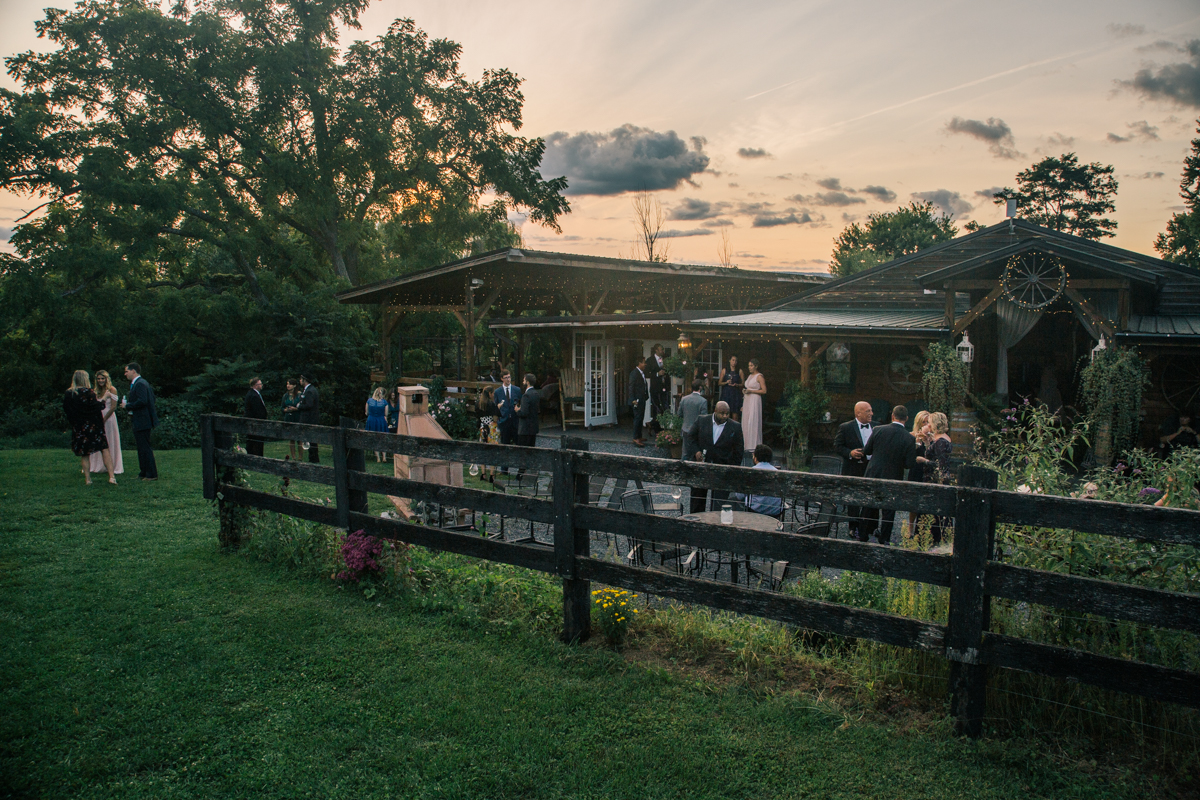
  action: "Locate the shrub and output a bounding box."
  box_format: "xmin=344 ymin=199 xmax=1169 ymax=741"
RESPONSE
xmin=337 ymin=529 xmax=385 ymax=583
xmin=592 ymin=587 xmax=638 ymax=645
xmin=430 ymin=396 xmax=477 ymax=439
xmin=402 ymin=348 xmax=433 ymax=374
xmin=778 ymin=377 xmax=829 ymax=455
xmin=151 ymin=397 xmax=204 ymax=449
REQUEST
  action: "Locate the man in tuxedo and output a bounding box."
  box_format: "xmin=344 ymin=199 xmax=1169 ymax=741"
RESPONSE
xmin=692 ymin=400 xmax=744 ymax=512
xmin=628 ymin=356 xmax=650 ymax=447
xmin=648 ymin=344 xmax=669 ymax=424
xmin=244 ymin=376 xmax=268 ymax=457
xmin=494 ymin=370 xmax=522 ymax=446
xmin=122 ymin=362 xmax=159 ymax=480
xmin=514 ymin=373 xmax=541 ymax=447
xmin=296 ymin=373 xmax=321 ymax=463
xmin=834 ymin=401 xmax=875 ymax=540
xmin=863 ymin=405 xmax=918 ymax=545
xmin=677 ymin=379 xmax=708 ymax=462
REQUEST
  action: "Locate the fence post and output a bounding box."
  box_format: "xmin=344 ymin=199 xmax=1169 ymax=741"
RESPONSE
xmin=213 ymin=424 xmax=242 ymax=549
xmin=201 ymin=414 xmax=216 ymax=501
xmin=946 ymin=464 xmax=998 ymax=738
xmin=340 ymin=417 xmax=369 ymax=525
xmin=332 ymin=423 xmax=350 ymax=531
xmin=556 ymin=435 xmax=591 ymax=644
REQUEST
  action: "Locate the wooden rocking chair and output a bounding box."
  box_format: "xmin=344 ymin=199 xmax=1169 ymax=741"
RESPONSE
xmin=559 ymin=368 xmax=585 ymax=430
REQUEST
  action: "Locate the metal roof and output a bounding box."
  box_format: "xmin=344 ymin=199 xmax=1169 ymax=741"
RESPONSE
xmin=685 ymin=308 xmax=948 ymax=333
xmin=1121 ymin=315 xmax=1200 ymax=337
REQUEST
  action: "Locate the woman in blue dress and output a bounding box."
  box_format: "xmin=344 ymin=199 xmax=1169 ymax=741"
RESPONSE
xmin=365 ymin=387 xmax=390 ymax=462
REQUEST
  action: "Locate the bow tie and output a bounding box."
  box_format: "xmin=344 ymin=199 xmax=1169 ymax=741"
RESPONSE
xmin=860 ymin=424 xmax=870 ymax=429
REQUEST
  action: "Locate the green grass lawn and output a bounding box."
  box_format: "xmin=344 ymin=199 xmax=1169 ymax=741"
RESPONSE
xmin=0 ymin=447 xmax=1159 ymax=799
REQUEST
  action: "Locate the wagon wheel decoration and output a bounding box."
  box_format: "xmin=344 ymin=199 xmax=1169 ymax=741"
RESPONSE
xmin=1002 ymin=251 xmax=1067 ymax=310
xmin=885 ymin=350 xmax=924 ymax=395
xmin=1160 ymin=356 xmax=1200 ymax=412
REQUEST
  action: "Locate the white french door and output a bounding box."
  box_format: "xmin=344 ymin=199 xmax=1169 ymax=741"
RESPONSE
xmin=584 ymin=339 xmax=615 ymax=426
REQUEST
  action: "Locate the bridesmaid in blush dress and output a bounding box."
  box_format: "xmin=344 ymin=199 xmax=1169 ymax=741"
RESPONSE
xmin=88 ymin=370 xmax=124 ymax=477
xmin=741 ymin=359 xmax=766 ymax=456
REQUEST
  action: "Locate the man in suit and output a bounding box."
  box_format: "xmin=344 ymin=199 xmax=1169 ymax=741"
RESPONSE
xmin=834 ymin=401 xmax=875 ymax=541
xmin=296 ymin=373 xmax=321 ymax=463
xmin=244 ymin=376 xmax=268 ymax=457
xmin=494 ymin=370 xmax=522 ymax=446
xmin=677 ymin=379 xmax=708 ymax=463
xmin=648 ymin=344 xmax=669 ymax=425
xmin=122 ymin=362 xmax=159 ymax=480
xmin=628 ymin=356 xmax=650 ymax=447
xmin=514 ymin=373 xmax=541 ymax=447
xmin=862 ymin=405 xmax=918 ymax=545
xmin=692 ymin=400 xmax=744 ymax=512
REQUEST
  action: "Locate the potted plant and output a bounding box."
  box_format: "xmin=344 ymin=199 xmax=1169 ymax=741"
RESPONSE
xmin=778 ymin=378 xmax=829 ymax=469
xmin=655 ymin=411 xmax=684 ymax=458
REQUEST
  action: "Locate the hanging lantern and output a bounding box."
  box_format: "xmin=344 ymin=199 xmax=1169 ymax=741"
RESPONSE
xmin=956 ymin=332 xmax=975 ymax=364
xmin=677 ymin=332 xmax=691 ymax=351
xmin=1091 ymin=335 xmax=1107 ymax=363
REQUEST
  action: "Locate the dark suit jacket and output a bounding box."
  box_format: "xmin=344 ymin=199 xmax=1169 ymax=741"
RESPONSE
xmin=697 ymin=414 xmax=743 ymax=466
xmin=515 ymin=388 xmax=540 ymax=436
xmin=244 ymin=389 xmax=268 ymax=420
xmin=648 ymin=354 xmax=669 ymax=407
xmin=863 ymin=422 xmax=918 ymax=480
xmin=125 ymin=377 xmax=159 ymax=432
xmin=834 ymin=418 xmax=873 ymax=478
xmin=495 ymin=384 xmax=522 ymax=424
xmin=628 ymin=367 xmax=649 ymax=404
xmin=296 ymin=383 xmax=320 ymax=426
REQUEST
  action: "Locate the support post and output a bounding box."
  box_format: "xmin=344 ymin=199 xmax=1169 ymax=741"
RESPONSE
xmin=214 ymin=427 xmax=241 ymax=549
xmin=332 ymin=424 xmax=350 ymax=530
xmin=556 ymin=435 xmax=591 ymax=644
xmin=201 ymin=415 xmax=216 ymax=500
xmin=341 ymin=417 xmax=369 ymax=522
xmin=946 ymin=465 xmax=998 ymax=738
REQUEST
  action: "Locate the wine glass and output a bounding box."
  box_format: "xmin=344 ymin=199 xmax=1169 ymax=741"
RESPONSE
xmin=469 ymin=463 xmax=481 ymax=478
xmin=671 ymin=486 xmax=682 ymax=509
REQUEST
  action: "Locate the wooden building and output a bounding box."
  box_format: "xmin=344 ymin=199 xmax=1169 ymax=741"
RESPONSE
xmin=681 ymin=218 xmax=1200 ymax=449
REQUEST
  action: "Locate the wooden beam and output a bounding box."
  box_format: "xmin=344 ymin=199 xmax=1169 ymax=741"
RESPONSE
xmin=452 ymin=310 xmax=469 ymax=331
xmin=953 ymin=285 xmax=1004 ymax=335
xmin=1064 ymin=288 xmax=1116 ymax=338
xmin=1118 ymin=288 xmax=1130 ymax=330
xmin=778 ymin=340 xmax=829 ymax=386
xmin=589 ymin=290 xmax=610 ymax=315
xmin=559 ymin=292 xmax=581 ymax=316
xmin=945 ymin=279 xmax=1131 ymax=291
xmin=945 ymin=289 xmax=956 ymax=328
xmin=473 ymin=286 xmax=503 ymax=321
xmin=390 ymin=304 xmax=467 ymax=313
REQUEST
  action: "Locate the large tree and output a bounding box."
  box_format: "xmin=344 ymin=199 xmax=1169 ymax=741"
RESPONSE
xmin=1154 ymin=120 xmax=1200 ymax=270
xmin=0 ymin=0 xmax=568 ymax=296
xmin=829 ymin=201 xmax=957 ymax=277
xmin=992 ymin=153 xmax=1117 ymax=239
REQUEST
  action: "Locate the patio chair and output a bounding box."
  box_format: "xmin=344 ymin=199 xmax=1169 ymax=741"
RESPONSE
xmin=621 ymin=489 xmax=691 ymax=573
xmin=559 ymin=369 xmax=585 ymax=430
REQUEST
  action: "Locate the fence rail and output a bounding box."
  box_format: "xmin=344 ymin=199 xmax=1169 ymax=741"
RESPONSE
xmin=201 ymin=414 xmax=1200 ymax=736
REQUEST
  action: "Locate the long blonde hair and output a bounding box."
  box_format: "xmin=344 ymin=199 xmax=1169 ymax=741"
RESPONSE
xmin=94 ymin=370 xmax=116 ymax=398
xmin=372 ymin=387 xmax=385 ymax=401
xmin=911 ymin=409 xmax=930 ymax=436
xmin=70 ymin=370 xmax=91 ymax=391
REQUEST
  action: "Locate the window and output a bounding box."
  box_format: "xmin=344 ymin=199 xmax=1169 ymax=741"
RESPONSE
xmin=824 ymin=341 xmax=854 ymax=393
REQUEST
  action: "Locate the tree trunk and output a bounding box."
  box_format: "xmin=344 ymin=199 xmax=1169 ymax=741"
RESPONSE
xmin=231 ymin=250 xmax=268 ymax=306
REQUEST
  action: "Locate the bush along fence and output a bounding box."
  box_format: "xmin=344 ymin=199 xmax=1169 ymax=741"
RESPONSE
xmin=201 ymin=414 xmax=1200 ymax=738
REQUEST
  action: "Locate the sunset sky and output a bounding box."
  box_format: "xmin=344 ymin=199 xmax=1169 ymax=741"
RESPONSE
xmin=2 ymin=0 xmax=1199 ymax=272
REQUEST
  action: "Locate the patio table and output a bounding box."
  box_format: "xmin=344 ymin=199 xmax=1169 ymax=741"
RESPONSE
xmin=680 ymin=510 xmax=779 ymax=583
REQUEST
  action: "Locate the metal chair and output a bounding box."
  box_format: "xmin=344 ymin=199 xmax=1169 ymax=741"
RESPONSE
xmin=621 ymin=489 xmax=691 ymax=573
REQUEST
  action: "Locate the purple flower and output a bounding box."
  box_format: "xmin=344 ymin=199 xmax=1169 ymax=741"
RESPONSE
xmin=1023 ymin=397 xmax=1030 ymax=405
xmin=1138 ymin=487 xmax=1162 ymax=498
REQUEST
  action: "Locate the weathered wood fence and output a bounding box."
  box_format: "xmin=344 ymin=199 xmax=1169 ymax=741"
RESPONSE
xmin=201 ymin=414 xmax=1200 ymax=737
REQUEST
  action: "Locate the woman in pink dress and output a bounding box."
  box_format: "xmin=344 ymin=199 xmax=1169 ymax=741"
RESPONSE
xmin=89 ymin=370 xmax=124 ymax=477
xmin=741 ymin=359 xmax=766 ymax=455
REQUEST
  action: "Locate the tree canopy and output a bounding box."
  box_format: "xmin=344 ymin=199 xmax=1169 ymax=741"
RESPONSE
xmin=992 ymin=154 xmax=1117 ymax=240
xmin=1154 ymin=120 xmax=1200 ymax=270
xmin=829 ymin=201 xmax=957 ymax=277
xmin=1 ymin=0 xmax=568 ymax=292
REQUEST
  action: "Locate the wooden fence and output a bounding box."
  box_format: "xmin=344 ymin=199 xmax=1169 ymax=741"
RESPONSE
xmin=201 ymin=414 xmax=1200 ymax=737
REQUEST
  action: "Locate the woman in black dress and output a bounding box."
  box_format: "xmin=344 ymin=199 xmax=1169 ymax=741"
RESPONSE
xmin=916 ymin=411 xmax=954 ymax=545
xmin=64 ymin=370 xmax=114 ymax=485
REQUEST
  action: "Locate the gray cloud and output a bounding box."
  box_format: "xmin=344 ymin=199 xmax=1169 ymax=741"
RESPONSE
xmin=669 ymin=198 xmax=730 ymax=220
xmin=1045 ymin=132 xmax=1075 ymax=147
xmin=0 ymin=227 xmax=11 ymax=241
xmin=816 ymin=177 xmax=843 ymax=190
xmin=1138 ymin=40 xmax=1185 ymax=53
xmin=860 ymin=185 xmax=897 ymax=203
xmin=1108 ymin=23 xmax=1146 ymax=38
xmin=912 ymin=190 xmax=973 ymax=219
xmin=1107 ymin=120 xmax=1160 ymax=143
xmin=541 ymin=124 xmax=710 ymax=195
xmin=975 ymin=186 xmax=1005 ymax=201
xmin=737 ymin=147 xmax=772 ymax=159
xmin=702 ymin=218 xmax=735 ymax=227
xmin=1131 ymin=171 xmax=1166 ymax=179
xmin=752 ymin=211 xmax=816 ymax=227
xmin=946 ymin=116 xmax=1021 ymax=159
xmin=659 ymin=228 xmax=714 ymax=238
xmin=1120 ymin=40 xmax=1200 ymax=107
xmin=788 ymin=191 xmax=865 ymax=207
